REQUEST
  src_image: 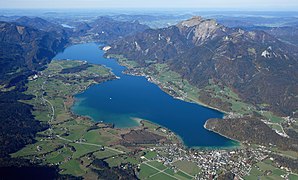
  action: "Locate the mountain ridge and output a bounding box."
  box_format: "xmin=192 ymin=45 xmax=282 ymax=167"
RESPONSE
xmin=107 ymin=16 xmax=298 ymax=117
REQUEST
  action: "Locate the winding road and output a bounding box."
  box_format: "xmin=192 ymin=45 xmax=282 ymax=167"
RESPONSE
xmin=41 ymin=79 xmax=124 ymax=155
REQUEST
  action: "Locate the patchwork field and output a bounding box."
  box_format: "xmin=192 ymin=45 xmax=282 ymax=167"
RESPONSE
xmin=11 ymin=60 xmax=184 ymax=179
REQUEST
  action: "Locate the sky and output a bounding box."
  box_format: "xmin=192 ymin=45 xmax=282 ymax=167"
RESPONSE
xmin=0 ymin=0 xmax=298 ymax=10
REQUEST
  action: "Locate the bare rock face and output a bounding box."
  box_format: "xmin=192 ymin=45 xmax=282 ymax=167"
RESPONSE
xmin=177 ymin=16 xmax=227 ymax=45
xmin=177 ymin=16 xmax=204 ymax=28
xmin=16 ymin=26 xmax=25 ymax=35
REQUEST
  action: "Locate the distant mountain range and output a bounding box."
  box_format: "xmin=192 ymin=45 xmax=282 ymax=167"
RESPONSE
xmin=70 ymin=16 xmax=149 ymax=42
xmin=1 ymin=16 xmax=297 ymax=153
xmin=0 ymin=16 xmax=149 ymax=87
xmin=243 ymin=26 xmax=298 ymax=46
xmin=107 ymin=16 xmax=298 ymax=117
xmin=0 ymin=14 xmax=297 ymax=178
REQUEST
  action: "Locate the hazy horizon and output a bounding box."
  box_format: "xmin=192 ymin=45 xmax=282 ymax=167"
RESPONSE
xmin=1 ymin=0 xmax=298 ymax=11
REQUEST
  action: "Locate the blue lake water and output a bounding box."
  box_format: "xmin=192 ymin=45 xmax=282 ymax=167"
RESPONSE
xmin=54 ymin=43 xmax=236 ymax=148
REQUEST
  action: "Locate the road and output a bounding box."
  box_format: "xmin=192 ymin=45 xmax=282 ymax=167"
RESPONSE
xmin=41 ymin=78 xmax=125 ymax=155
xmin=56 ymin=135 xmax=124 ymax=154
xmin=40 ymin=74 xmax=195 ymax=179
xmin=142 ymin=157 xmax=194 ymax=180
xmin=143 ymin=161 xmax=180 ymax=180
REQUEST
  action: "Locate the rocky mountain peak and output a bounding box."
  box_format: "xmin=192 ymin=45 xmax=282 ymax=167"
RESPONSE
xmin=177 ymin=16 xmax=204 ymax=28
xmin=177 ymin=16 xmax=223 ymax=45
xmin=108 ymin=16 xmax=298 ymax=116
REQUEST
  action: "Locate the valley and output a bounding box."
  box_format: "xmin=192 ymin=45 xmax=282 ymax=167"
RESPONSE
xmin=0 ymin=10 xmax=297 ymax=180
xmin=10 ymin=43 xmax=297 ymax=179
xmin=11 ymin=59 xmax=182 ymax=178
xmin=10 ymin=59 xmax=297 ymax=179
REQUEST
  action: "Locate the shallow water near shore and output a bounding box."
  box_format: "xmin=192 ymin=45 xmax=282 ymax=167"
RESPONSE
xmin=54 ymin=43 xmax=237 ymax=148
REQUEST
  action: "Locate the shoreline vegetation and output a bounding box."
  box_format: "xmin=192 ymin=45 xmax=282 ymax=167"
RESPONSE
xmin=101 ymin=51 xmax=298 ymax=177
xmin=203 ymin=122 xmax=241 ymax=147
xmin=11 ymin=45 xmax=297 ymax=179
xmin=103 ymin=50 xmax=245 ymax=148
xmin=104 ymin=53 xmax=234 ymax=132
xmin=114 ymin=54 xmax=228 ymax=115
xmin=12 ymin=59 xmax=187 ymax=178
xmin=104 ymin=51 xmax=297 ymax=151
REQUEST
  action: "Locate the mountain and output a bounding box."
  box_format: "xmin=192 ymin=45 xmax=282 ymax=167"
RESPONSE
xmin=0 ymin=21 xmax=67 ymax=157
xmin=217 ymin=16 xmax=298 ymax=46
xmin=245 ymin=26 xmax=298 ymax=46
xmin=263 ymin=26 xmax=298 ymax=46
xmin=0 ymin=21 xmax=67 ymax=86
xmin=0 ymin=17 xmax=149 ymax=157
xmin=15 ymin=16 xmax=62 ymax=32
xmin=206 ymin=117 xmax=298 ymax=151
xmin=12 ymin=16 xmax=150 ymax=43
xmin=107 ymin=16 xmax=298 ymax=117
xmin=71 ymin=16 xmax=149 ymax=42
xmin=0 ymin=15 xmax=20 ymax=22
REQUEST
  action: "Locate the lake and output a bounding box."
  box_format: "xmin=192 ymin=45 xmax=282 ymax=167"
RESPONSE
xmin=54 ymin=43 xmax=236 ymax=148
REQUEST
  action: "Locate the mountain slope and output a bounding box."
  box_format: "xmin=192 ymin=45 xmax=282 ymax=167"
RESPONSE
xmin=15 ymin=16 xmax=66 ymax=34
xmin=0 ymin=21 xmax=67 ymax=86
xmin=71 ymin=16 xmax=149 ymax=42
xmin=0 ymin=21 xmax=67 ymax=157
xmin=107 ymin=16 xmax=298 ymax=117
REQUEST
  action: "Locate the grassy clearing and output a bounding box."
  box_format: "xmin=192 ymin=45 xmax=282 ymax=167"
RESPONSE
xmin=244 ymin=166 xmax=263 ymax=180
xmin=204 ymin=79 xmax=254 ymax=114
xmin=83 ymin=130 xmax=111 ymax=145
xmin=11 ymin=140 xmax=62 ymax=158
xmin=93 ymin=149 xmax=119 ymax=159
xmin=164 ymin=168 xmax=175 ymax=175
xmin=59 ymin=159 xmax=85 ymax=176
xmin=125 ymin=156 xmax=140 ymax=165
xmin=138 ymin=164 xmax=159 ymax=179
xmin=244 ymin=160 xmax=288 ymax=180
xmin=173 ymin=160 xmax=201 ymax=176
xmin=59 ymin=121 xmax=89 ymax=141
xmin=71 ymin=143 xmax=100 ymax=159
xmin=147 ymin=161 xmax=167 ymax=171
xmin=110 ymin=54 xmax=139 ymax=69
xmin=148 ymin=172 xmax=175 ymax=180
xmin=261 ymin=111 xmax=284 ymax=124
xmin=289 ymin=174 xmax=298 ymax=180
xmin=256 ymin=162 xmax=276 ymax=171
xmin=139 ymin=160 xmax=194 ymax=180
xmin=45 ymin=147 xmax=72 ymax=164
xmin=269 ymin=124 xmax=283 ymax=132
xmin=141 ymin=120 xmax=159 ymax=130
xmin=104 ymin=155 xmax=140 ymax=167
xmin=161 ymin=168 xmax=193 ymax=180
xmin=104 ymin=156 xmax=124 ymax=167
xmin=153 ymin=63 xmax=201 ymax=102
xmin=144 ymin=151 xmax=158 ymax=159
xmin=175 ymin=171 xmax=193 ymax=180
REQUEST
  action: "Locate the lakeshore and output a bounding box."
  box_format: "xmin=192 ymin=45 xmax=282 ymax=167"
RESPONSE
xmin=11 ymin=44 xmax=298 ymax=179
xmin=62 ymin=43 xmax=235 ymax=147
xmin=11 ymin=59 xmax=183 ymax=178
